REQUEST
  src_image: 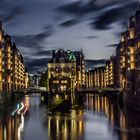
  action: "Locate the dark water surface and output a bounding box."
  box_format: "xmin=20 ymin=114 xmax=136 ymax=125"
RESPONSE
xmin=0 ymin=93 xmax=140 ymax=140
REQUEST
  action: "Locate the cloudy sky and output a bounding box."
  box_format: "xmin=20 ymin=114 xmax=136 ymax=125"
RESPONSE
xmin=0 ymin=0 xmax=138 ymax=73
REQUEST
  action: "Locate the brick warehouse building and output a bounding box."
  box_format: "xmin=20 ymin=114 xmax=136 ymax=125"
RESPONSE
xmin=47 ymin=49 xmax=85 ymax=93
xmin=0 ymin=22 xmax=29 ymax=93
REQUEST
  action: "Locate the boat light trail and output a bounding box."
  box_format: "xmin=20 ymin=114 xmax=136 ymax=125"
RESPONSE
xmin=23 ymin=105 xmax=28 ymax=115
xmin=18 ymin=102 xmax=24 ymax=115
xmin=12 ymin=104 xmax=20 ymax=116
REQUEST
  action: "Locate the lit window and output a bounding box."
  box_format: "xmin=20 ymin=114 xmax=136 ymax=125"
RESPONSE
xmin=61 ymin=80 xmax=67 ymax=84
xmin=53 ymin=80 xmax=59 ymax=84
xmin=56 ymin=67 xmax=58 ymax=72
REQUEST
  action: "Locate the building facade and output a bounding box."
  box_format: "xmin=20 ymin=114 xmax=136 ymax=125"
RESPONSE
xmin=115 ymin=7 xmax=140 ymax=108
xmin=74 ymin=50 xmax=85 ymax=89
xmin=85 ymin=69 xmax=94 ymax=88
xmin=85 ymin=56 xmax=116 ymax=89
xmin=47 ymin=49 xmax=77 ymax=93
xmin=85 ymin=5 xmax=140 ymax=108
xmin=47 ymin=49 xmax=85 ymax=93
xmin=0 ymin=22 xmax=29 ymax=93
xmin=105 ymin=56 xmax=116 ymax=87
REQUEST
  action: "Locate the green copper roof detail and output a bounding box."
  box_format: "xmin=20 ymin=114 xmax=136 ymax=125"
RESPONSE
xmin=69 ymin=52 xmax=76 ymax=61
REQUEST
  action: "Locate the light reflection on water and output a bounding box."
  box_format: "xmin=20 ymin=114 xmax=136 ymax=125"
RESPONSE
xmin=0 ymin=93 xmax=140 ymax=140
xmin=18 ymin=114 xmax=24 ymax=140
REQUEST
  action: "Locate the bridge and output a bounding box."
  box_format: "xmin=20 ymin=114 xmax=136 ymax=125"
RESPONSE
xmin=13 ymin=87 xmax=47 ymax=95
xmin=78 ymin=87 xmax=122 ymax=93
xmin=78 ymin=87 xmax=123 ymax=104
xmin=11 ymin=87 xmax=123 ymax=111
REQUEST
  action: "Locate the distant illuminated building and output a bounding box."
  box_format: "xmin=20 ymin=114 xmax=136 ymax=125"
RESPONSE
xmin=105 ymin=56 xmax=116 ymax=87
xmin=85 ymin=56 xmax=116 ymax=89
xmin=25 ymin=69 xmax=29 ymax=89
xmin=85 ymin=69 xmax=94 ymax=88
xmin=29 ymin=74 xmax=41 ymax=88
xmin=97 ymin=67 xmax=106 ymax=88
xmin=73 ymin=50 xmax=85 ymax=89
xmin=85 ymin=67 xmax=106 ymax=89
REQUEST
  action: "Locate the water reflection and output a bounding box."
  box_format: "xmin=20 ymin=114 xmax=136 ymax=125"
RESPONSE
xmin=46 ymin=110 xmax=85 ymax=140
xmin=0 ymin=93 xmax=140 ymax=140
xmin=85 ymin=94 xmax=140 ymax=140
xmin=18 ymin=114 xmax=24 ymax=140
xmin=0 ymin=96 xmax=29 ymax=140
xmin=0 ymin=111 xmax=19 ymax=140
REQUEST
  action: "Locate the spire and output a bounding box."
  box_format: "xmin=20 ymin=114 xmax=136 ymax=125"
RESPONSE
xmin=81 ymin=48 xmax=83 ymax=53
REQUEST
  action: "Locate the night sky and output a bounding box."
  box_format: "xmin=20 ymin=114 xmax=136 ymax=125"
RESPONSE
xmin=0 ymin=0 xmax=138 ymax=73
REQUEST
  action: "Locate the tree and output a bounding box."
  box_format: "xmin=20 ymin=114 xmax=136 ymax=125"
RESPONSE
xmin=39 ymin=71 xmax=48 ymax=87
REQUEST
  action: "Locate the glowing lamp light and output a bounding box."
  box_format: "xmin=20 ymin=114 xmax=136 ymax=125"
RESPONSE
xmin=56 ymin=94 xmax=59 ymax=99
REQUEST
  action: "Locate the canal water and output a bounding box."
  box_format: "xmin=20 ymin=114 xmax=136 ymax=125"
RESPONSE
xmin=0 ymin=93 xmax=140 ymax=140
